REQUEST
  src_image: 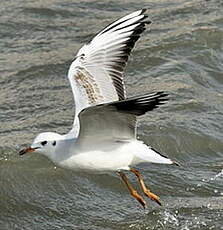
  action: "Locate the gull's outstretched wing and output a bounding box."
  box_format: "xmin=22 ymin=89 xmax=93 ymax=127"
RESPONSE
xmin=76 ymin=92 xmax=168 ymax=147
xmin=67 ymin=9 xmax=150 ymax=135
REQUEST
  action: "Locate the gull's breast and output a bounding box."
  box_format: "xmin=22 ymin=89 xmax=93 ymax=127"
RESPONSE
xmin=58 ymin=145 xmax=134 ymax=172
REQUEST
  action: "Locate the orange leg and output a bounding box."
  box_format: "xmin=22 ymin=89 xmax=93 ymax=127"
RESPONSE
xmin=118 ymin=171 xmax=146 ymax=209
xmin=130 ymin=168 xmax=162 ymax=206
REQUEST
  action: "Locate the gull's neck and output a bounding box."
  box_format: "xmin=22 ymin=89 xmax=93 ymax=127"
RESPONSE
xmin=47 ymin=138 xmax=77 ymax=165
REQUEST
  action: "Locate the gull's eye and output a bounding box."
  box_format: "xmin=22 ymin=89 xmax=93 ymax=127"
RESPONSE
xmin=41 ymin=141 xmax=47 ymax=146
xmin=52 ymin=141 xmax=56 ymax=146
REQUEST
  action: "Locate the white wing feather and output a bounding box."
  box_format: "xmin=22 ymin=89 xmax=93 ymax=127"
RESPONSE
xmin=67 ymin=9 xmax=150 ymax=137
xmin=76 ymin=92 xmax=168 ymax=149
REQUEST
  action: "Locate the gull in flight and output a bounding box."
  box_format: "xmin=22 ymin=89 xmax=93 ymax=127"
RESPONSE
xmin=19 ymin=9 xmax=178 ymax=208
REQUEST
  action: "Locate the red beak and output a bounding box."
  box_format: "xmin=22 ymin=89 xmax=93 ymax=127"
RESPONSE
xmin=19 ymin=147 xmax=36 ymax=155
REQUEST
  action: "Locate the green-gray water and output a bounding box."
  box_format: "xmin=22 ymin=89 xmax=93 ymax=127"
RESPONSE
xmin=1 ymin=1 xmax=223 ymax=229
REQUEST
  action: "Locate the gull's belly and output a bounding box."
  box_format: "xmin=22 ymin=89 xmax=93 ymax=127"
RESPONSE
xmin=59 ymin=149 xmax=134 ymax=172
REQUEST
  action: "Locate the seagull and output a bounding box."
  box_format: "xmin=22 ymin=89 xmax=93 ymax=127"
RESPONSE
xmin=19 ymin=9 xmax=178 ymax=208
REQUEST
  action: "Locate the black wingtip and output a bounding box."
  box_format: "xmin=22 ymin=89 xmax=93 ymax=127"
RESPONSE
xmin=106 ymin=91 xmax=169 ymax=116
xmin=173 ymin=161 xmax=181 ymax=166
xmin=140 ymin=9 xmax=152 ymax=24
xmin=141 ymin=8 xmax=147 ymax=14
